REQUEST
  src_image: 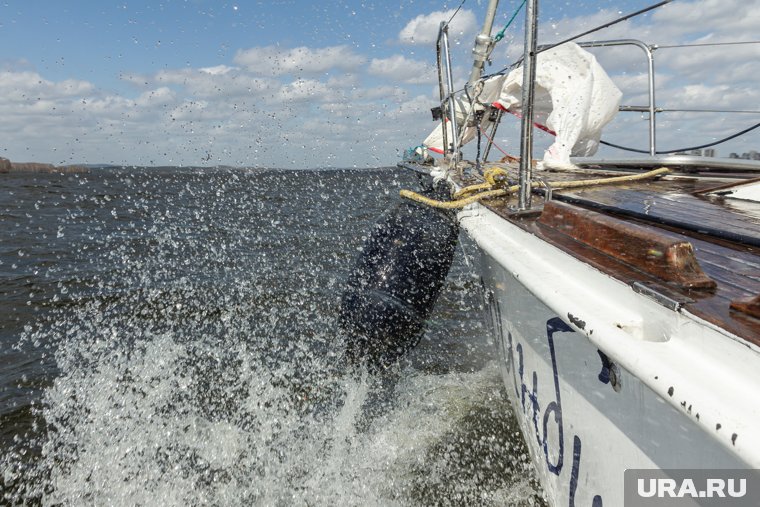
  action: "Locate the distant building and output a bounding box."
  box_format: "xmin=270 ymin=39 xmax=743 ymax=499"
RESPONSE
xmin=675 ymin=149 xmax=760 ymax=159
xmin=674 ymin=149 xmax=717 ymax=157
xmin=728 ymin=150 xmax=760 ymax=159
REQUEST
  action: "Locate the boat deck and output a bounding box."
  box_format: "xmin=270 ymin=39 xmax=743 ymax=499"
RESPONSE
xmin=561 ymin=181 xmax=760 ymax=247
xmin=432 ymin=161 xmax=760 ymax=345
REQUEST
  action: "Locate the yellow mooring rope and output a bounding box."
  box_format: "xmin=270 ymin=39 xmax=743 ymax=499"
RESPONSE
xmin=400 ymin=167 xmax=671 ymax=209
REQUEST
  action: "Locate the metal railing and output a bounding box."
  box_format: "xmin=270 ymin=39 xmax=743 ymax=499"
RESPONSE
xmin=518 ymin=0 xmax=539 ymax=210
xmin=432 ymin=27 xmax=760 ymax=209
xmin=579 ymin=39 xmax=657 ymax=156
xmin=436 ymin=22 xmax=458 ymax=161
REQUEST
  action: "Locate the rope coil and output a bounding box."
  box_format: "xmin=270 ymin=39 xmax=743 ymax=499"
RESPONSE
xmin=400 ymin=167 xmax=671 ymax=209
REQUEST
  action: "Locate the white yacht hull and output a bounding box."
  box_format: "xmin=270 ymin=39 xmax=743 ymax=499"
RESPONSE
xmin=460 ymin=203 xmax=760 ymax=506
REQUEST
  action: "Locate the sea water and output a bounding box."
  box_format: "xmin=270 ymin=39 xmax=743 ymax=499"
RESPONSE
xmin=0 ymin=167 xmax=543 ymax=505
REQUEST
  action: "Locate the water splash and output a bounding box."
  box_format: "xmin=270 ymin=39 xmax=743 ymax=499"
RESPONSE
xmin=1 ymin=168 xmax=543 ymax=505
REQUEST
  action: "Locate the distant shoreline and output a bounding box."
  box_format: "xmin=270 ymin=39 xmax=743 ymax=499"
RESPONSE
xmin=0 ymin=157 xmax=87 ymax=174
xmin=0 ymin=159 xmax=395 ymax=173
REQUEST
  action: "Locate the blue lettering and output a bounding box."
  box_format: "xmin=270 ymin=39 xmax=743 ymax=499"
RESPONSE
xmin=569 ymin=435 xmax=603 ymax=507
xmin=544 ymin=317 xmax=571 ymax=475
xmin=486 ymin=299 xmax=603 ymax=505
xmin=529 ymin=371 xmax=541 ymax=447
xmin=569 ymin=435 xmax=581 ymax=505
xmin=517 ymin=342 xmax=526 ymax=408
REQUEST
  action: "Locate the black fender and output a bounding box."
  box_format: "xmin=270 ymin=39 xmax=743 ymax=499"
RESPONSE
xmin=339 ymin=182 xmax=459 ymax=372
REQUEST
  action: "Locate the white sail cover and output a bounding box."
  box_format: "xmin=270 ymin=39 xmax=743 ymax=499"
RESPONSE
xmin=494 ymin=42 xmax=622 ymax=169
xmin=423 ymin=43 xmax=621 ymax=169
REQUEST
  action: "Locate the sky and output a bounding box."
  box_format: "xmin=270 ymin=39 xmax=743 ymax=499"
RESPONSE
xmin=1 ymin=0 xmax=759 ymax=168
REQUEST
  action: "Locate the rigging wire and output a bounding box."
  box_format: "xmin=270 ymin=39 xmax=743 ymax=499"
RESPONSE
xmin=479 ymin=126 xmax=515 ymax=160
xmin=490 ymin=0 xmax=673 ymax=76
xmin=499 ymin=108 xmax=760 ymax=156
xmin=537 ymin=0 xmax=673 ymax=56
xmin=447 ymin=0 xmax=467 ymax=25
xmin=660 ymin=109 xmax=760 ymax=115
xmin=655 ymin=40 xmax=760 ymax=49
xmin=600 ymin=121 xmax=760 ymax=155
xmin=431 ymin=0 xmax=758 ymax=160
xmin=494 ymin=0 xmax=527 ymax=42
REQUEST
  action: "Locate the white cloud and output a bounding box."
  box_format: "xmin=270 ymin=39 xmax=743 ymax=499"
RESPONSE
xmin=276 ymin=78 xmax=332 ymax=103
xmin=233 ymin=45 xmax=366 ymax=76
xmin=2 ymin=0 xmax=758 ymax=168
xmin=351 ymin=85 xmax=409 ymax=102
xmin=131 ymin=68 xmax=279 ymax=99
xmin=326 ymin=74 xmax=360 ymax=89
xmin=368 ymin=55 xmax=437 ymax=84
xmin=399 ymin=9 xmax=477 ymax=45
xmin=0 ymin=70 xmax=94 ymax=101
xmin=654 ymin=44 xmax=760 ymax=84
xmin=653 ymin=0 xmax=760 ymax=39
xmin=199 ymin=65 xmax=238 ymax=76
xmin=395 ymin=94 xmax=438 ymax=118
xmin=135 ymin=87 xmax=176 ymax=107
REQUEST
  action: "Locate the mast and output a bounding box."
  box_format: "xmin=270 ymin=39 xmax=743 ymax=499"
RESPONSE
xmin=517 ymin=0 xmax=538 ymax=210
xmin=467 ymin=0 xmax=500 ymax=86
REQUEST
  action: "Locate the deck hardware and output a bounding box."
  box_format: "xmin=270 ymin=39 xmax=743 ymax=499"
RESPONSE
xmin=534 ymin=176 xmax=553 ymax=201
xmin=538 ymin=201 xmax=717 ymax=290
xmin=631 ymin=282 xmax=688 ymax=312
xmin=597 ymin=350 xmax=622 ymax=392
xmin=730 ymin=295 xmax=760 ymax=319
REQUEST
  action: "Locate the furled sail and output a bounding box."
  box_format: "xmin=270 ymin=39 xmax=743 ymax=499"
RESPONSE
xmin=423 ymin=43 xmax=621 ymax=169
xmin=494 ymin=42 xmax=622 ymax=169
